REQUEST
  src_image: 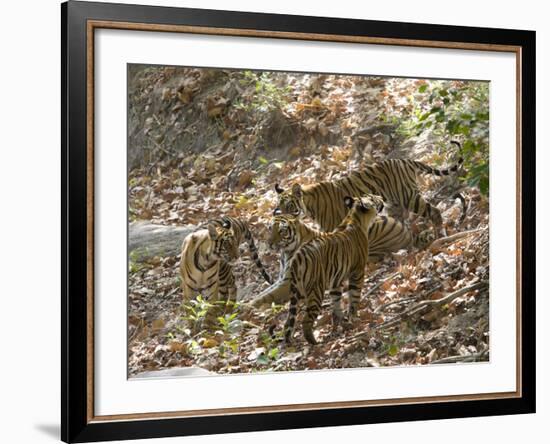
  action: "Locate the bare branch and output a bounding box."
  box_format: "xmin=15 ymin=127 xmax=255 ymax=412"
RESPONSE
xmin=429 ymin=227 xmax=486 ymax=251
xmin=375 ymin=280 xmax=488 ymax=331
xmin=431 ymin=348 xmax=489 ymax=365
xmin=364 ymin=271 xmax=402 ymax=300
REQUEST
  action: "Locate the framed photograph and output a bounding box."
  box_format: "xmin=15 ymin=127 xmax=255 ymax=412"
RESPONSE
xmin=62 ymin=1 xmax=535 ymax=442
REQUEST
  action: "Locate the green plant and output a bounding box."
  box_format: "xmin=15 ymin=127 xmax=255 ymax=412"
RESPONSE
xmin=186 ymin=338 xmax=202 ymax=356
xmin=181 ymin=295 xmax=224 ymax=329
xmin=217 ymin=310 xmax=243 ymax=335
xmin=398 ymin=81 xmax=490 ymax=195
xmin=236 ymin=71 xmax=291 ymax=113
xmin=216 ymin=302 xmax=243 ymax=358
xmin=269 ymin=302 xmax=286 ymax=315
xmin=255 ymin=314 xmax=284 ymax=367
xmin=218 ymin=337 xmax=239 ymax=358
xmin=129 ymin=249 xmax=147 ymax=273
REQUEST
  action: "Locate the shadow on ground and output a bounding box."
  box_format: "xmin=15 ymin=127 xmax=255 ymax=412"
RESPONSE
xmin=34 ymin=424 xmax=59 ymax=440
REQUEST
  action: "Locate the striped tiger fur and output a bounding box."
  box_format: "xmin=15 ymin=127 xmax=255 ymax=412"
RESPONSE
xmin=252 ymin=195 xmax=383 ymax=345
xmin=275 ymin=141 xmax=463 ymax=232
xmin=180 ymin=216 xmax=272 ymax=312
xmin=269 ymin=211 xmax=434 ymax=276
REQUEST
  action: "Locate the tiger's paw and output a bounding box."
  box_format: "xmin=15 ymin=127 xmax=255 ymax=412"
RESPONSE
xmin=303 ymin=329 xmax=318 ymax=345
xmin=341 ymin=317 xmax=354 ymax=331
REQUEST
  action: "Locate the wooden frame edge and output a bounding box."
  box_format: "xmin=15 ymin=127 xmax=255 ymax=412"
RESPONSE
xmin=515 ymin=46 xmax=523 ymax=399
xmin=86 ymin=18 xmax=95 ymax=424
xmin=85 ymin=18 xmax=524 ymax=424
xmin=89 ymin=19 xmax=522 ymax=53
xmin=90 ymin=391 xmax=520 ymax=423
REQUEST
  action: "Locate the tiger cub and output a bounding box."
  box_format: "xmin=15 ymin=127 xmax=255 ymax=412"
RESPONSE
xmin=269 ymin=210 xmax=434 ymax=275
xmin=275 ymin=141 xmax=462 ymax=232
xmin=252 ymin=195 xmax=382 ymax=345
xmin=180 ymin=216 xmax=272 ymax=314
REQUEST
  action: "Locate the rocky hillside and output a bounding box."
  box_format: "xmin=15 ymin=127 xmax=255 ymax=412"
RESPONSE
xmin=127 ymin=65 xmax=490 ymax=376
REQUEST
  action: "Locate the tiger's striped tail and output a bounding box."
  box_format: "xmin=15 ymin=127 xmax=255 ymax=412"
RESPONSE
xmin=250 ymin=276 xmax=291 ymax=308
xmin=454 ymin=192 xmax=468 ymax=225
xmin=243 ymin=227 xmax=273 ymax=285
xmin=414 ymin=140 xmax=464 ymax=176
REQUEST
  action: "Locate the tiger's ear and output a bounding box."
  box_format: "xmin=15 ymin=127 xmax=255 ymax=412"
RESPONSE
xmin=291 ymin=183 xmax=303 ymax=198
xmin=273 ymin=208 xmax=282 ymax=216
xmin=207 ymin=224 xmax=218 ymax=239
xmin=221 ymin=217 xmax=231 ymax=229
xmin=344 ymin=196 xmax=354 ymax=209
xmin=274 ymin=183 xmax=284 ymax=194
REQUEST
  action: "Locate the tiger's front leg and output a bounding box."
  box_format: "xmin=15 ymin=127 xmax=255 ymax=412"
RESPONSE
xmin=328 ymin=285 xmax=345 ymax=334
xmin=283 ymin=295 xmax=299 ymax=345
xmin=282 ymin=283 xmax=304 ymax=345
xmin=219 ymin=280 xmax=237 ymax=318
xmin=181 ymin=282 xmax=196 ymax=303
xmin=218 ymin=262 xmax=237 ymax=315
xmin=302 ymin=287 xmax=324 ymax=345
xmin=408 ymin=192 xmax=444 ymax=237
xmin=199 ymin=281 xmax=221 ymax=331
xmin=347 ymin=270 xmax=365 ymax=321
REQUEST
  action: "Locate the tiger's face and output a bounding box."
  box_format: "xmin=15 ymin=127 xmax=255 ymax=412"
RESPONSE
xmin=268 ymin=210 xmax=298 ymax=251
xmin=207 ymin=221 xmax=238 ymax=262
xmin=274 ymin=183 xmax=304 ymax=217
xmin=343 ymin=195 xmax=384 ymax=230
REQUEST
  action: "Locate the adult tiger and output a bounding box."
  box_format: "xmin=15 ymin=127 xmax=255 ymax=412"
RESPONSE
xmin=252 ymin=195 xmax=383 ymax=345
xmin=275 ymin=141 xmax=463 ymax=232
xmin=180 ymin=216 xmax=272 ymax=317
xmin=269 ymin=210 xmax=434 ymax=278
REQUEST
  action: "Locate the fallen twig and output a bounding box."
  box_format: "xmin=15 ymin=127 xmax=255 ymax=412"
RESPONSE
xmin=431 ymin=348 xmax=489 ymax=365
xmin=242 ymin=320 xmax=263 ymax=330
xmin=373 ymin=283 xmax=443 ymax=314
xmin=375 ymin=280 xmax=488 ymax=331
xmin=374 ymin=283 xmax=442 ymax=314
xmin=128 ymin=326 xmax=143 ymax=344
xmin=364 ymin=271 xmax=401 ymax=300
xmin=151 ymin=138 xmax=178 ymax=157
xmin=374 ymin=295 xmax=419 ymax=314
xmin=352 ymin=283 xmax=442 ymax=341
xmin=429 ymin=227 xmax=485 ymax=251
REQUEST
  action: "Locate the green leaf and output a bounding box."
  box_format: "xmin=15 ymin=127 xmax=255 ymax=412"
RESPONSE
xmin=463 ymin=140 xmax=476 ymax=154
xmin=475 ymin=111 xmax=490 ymax=121
xmin=388 ymin=344 xmax=399 ymax=357
xmin=478 ymin=176 xmax=489 ymax=195
xmin=446 ymin=119 xmax=459 ymax=134
xmin=228 ymin=340 xmax=239 ymax=353
xmin=418 ymin=84 xmax=428 ymax=93
xmin=268 ymin=347 xmax=279 ymax=360
xmin=258 ymin=156 xmax=269 ymax=165
xmin=458 ymin=125 xmax=471 ymax=136
xmin=418 ymin=112 xmax=430 ymax=122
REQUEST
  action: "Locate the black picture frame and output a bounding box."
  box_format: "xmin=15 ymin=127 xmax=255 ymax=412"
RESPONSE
xmin=62 ymin=1 xmax=536 ymax=442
